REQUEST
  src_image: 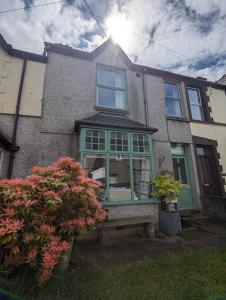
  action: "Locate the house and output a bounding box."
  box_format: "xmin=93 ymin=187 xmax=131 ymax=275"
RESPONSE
xmin=0 ymin=34 xmax=47 ymax=178
xmin=1 ymin=34 xmax=226 ymax=232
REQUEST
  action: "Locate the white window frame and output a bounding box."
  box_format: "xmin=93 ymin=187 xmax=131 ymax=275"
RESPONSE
xmin=187 ymin=87 xmax=204 ymax=121
xmin=165 ymin=82 xmax=183 ymax=118
xmin=96 ymin=66 xmax=127 ymax=110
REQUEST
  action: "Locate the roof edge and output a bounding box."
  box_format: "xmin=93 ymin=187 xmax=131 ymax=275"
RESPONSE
xmin=45 ymin=38 xmax=133 ymax=68
xmin=74 ymin=119 xmax=158 ymax=133
xmin=0 ymin=34 xmax=47 ymax=63
xmin=44 ymin=38 xmax=226 ymax=90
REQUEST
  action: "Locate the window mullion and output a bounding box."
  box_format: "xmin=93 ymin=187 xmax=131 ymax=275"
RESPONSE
xmin=130 ymin=154 xmax=134 ymax=201
xmin=106 ymin=152 xmax=110 ymax=202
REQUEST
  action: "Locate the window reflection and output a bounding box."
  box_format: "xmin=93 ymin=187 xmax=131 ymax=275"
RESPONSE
xmin=84 ymin=155 xmax=106 ymax=201
xmin=133 ymin=157 xmax=150 ymax=200
xmin=109 ymin=155 xmax=131 ymax=201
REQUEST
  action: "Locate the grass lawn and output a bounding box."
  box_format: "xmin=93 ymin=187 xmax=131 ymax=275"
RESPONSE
xmin=5 ymin=247 xmax=226 ymax=300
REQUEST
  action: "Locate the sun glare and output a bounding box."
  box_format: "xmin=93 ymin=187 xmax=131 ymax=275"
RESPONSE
xmin=105 ymin=14 xmax=132 ymax=47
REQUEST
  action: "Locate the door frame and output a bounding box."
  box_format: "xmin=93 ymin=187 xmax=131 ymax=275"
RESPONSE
xmin=192 ymin=135 xmax=225 ymax=198
xmin=171 ymin=144 xmax=194 ymax=209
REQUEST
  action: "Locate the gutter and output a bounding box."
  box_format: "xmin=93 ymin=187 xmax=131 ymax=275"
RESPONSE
xmin=142 ymin=70 xmax=149 ymax=126
xmin=7 ymin=58 xmax=27 ymax=178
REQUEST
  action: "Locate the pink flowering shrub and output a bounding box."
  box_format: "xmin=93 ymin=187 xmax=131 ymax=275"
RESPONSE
xmin=0 ymin=157 xmax=107 ymax=285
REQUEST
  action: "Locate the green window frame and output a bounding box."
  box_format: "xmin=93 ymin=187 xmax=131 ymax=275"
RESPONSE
xmin=96 ymin=65 xmax=127 ymax=110
xmin=79 ymin=126 xmax=156 ymax=205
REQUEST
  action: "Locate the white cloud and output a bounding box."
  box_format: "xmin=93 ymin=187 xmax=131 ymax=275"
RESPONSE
xmin=0 ymin=0 xmax=225 ymax=81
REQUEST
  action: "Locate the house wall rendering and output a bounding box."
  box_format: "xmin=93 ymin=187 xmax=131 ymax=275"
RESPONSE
xmin=0 ymin=48 xmax=45 ymax=117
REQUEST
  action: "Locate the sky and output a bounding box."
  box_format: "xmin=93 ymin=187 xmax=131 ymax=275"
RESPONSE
xmin=0 ymin=0 xmax=226 ymax=81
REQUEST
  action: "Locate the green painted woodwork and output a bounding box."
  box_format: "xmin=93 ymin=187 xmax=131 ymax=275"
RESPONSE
xmin=172 ymin=151 xmax=194 ymax=210
xmin=79 ymin=126 xmax=155 ymax=205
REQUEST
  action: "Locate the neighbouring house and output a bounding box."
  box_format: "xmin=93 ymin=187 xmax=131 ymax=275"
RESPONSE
xmin=0 ymin=34 xmax=226 ymax=233
xmin=0 ymin=34 xmax=47 ymax=178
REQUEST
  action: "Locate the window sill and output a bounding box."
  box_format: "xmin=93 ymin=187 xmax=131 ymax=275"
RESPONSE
xmin=190 ymin=119 xmax=214 ymax=124
xmin=95 ymin=105 xmax=129 ymax=115
xmin=167 ymin=116 xmax=189 ymax=122
xmin=102 ymin=199 xmax=160 ymax=206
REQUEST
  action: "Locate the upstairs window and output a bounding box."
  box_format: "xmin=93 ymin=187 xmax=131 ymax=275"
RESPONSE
xmin=165 ymin=83 xmax=182 ymax=117
xmin=187 ymin=88 xmax=204 ymax=121
xmin=96 ymin=66 xmax=126 ymax=110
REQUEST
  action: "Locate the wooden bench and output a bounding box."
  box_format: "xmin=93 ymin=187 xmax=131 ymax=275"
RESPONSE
xmin=97 ymin=216 xmax=155 ymax=245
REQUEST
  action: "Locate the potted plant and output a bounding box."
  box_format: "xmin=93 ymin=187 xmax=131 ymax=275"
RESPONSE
xmin=152 ymin=171 xmax=186 ymax=236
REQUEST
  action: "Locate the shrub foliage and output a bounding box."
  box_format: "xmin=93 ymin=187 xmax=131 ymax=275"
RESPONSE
xmin=0 ymin=157 xmax=107 ymax=285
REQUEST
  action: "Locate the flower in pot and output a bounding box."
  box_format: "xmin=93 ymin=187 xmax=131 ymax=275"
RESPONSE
xmin=152 ymin=171 xmax=187 ymax=236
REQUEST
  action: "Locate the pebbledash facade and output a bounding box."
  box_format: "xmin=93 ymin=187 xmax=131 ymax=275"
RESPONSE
xmin=1 ymin=35 xmax=226 ymax=227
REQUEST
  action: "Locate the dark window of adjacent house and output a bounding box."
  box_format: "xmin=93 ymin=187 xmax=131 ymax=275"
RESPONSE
xmin=196 ymin=145 xmax=222 ymax=195
xmin=187 ymin=88 xmax=204 ymax=120
xmin=96 ymin=66 xmax=126 ymax=110
xmin=165 ymin=83 xmax=182 ymax=117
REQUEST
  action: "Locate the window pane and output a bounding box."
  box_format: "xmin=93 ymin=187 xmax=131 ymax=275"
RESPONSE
xmin=165 ymin=83 xmax=179 ymax=98
xmin=97 ymin=68 xmax=124 ymax=88
xmin=97 ymin=87 xmax=125 ymax=109
xmin=109 ymin=156 xmax=131 ymax=201
xmin=110 ymin=132 xmax=128 ymax=151
xmin=165 ymin=98 xmax=182 ymax=117
xmin=179 ymin=158 xmax=188 ymax=184
xmin=188 ymin=89 xmax=201 ymax=105
xmin=197 ymin=146 xmax=207 ymax=156
xmin=171 ymin=143 xmax=185 ymax=155
xmin=190 ymin=104 xmax=203 ymax=120
xmin=133 ymin=157 xmax=150 ymax=200
xmin=84 ymin=155 xmax=106 ymax=202
xmin=173 ymin=158 xmax=180 ymax=181
xmin=85 ymin=129 xmax=105 ymax=150
xmin=133 ymin=134 xmax=149 ymax=152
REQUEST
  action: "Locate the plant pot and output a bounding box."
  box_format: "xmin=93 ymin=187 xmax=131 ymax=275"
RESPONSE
xmin=55 ymin=242 xmax=73 ymax=272
xmin=159 ymin=210 xmax=181 ymax=236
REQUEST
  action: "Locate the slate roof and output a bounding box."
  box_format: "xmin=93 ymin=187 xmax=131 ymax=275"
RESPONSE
xmin=74 ymin=113 xmax=158 ymax=133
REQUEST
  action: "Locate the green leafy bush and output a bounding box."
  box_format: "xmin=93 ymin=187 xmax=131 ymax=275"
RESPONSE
xmin=152 ymin=171 xmax=186 ymax=208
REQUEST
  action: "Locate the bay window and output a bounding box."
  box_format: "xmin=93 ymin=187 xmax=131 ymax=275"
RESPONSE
xmin=80 ymin=127 xmax=153 ymax=204
xmin=96 ymin=66 xmax=126 ymax=110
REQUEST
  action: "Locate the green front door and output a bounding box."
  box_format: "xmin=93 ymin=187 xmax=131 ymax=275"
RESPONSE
xmin=171 ymin=144 xmax=194 ymax=210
